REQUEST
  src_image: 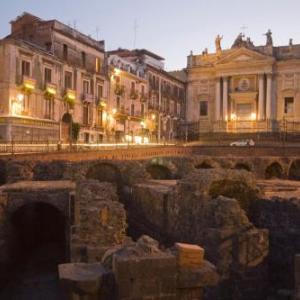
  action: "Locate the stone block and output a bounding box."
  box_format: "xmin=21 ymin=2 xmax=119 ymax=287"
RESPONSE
xmin=175 ymin=243 xmax=205 ymax=268
xmin=177 ymin=260 xmax=219 ymax=289
xmin=58 ymin=263 xmax=106 ymax=298
xmin=114 ymin=255 xmax=177 ymax=299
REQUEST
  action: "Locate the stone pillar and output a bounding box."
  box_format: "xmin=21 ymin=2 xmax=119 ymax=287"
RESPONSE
xmin=223 ymin=77 xmax=228 ymax=121
xmin=258 ymin=74 xmax=265 ymax=120
xmin=215 ymin=78 xmax=221 ymax=121
xmin=266 ymin=73 xmax=273 ymax=120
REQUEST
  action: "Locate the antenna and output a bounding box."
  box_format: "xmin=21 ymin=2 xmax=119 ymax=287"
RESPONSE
xmin=133 ymin=19 xmax=138 ymax=48
xmin=73 ymin=20 xmax=77 ymax=30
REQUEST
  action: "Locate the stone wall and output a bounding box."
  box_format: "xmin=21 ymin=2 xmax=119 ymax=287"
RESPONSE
xmin=127 ymin=170 xmax=269 ymax=300
xmin=71 ymin=180 xmax=127 ymax=263
xmin=251 ymin=197 xmax=300 ymax=294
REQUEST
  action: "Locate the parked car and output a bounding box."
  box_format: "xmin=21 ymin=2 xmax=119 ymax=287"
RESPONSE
xmin=230 ymin=139 xmax=255 ymax=147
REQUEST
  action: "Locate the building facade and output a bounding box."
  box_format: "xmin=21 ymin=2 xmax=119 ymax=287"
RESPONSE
xmin=186 ymin=31 xmax=300 ymax=134
xmin=0 ymin=12 xmax=109 ymax=143
xmin=108 ymin=49 xmax=186 ymax=142
xmin=107 ymin=52 xmax=150 ymax=143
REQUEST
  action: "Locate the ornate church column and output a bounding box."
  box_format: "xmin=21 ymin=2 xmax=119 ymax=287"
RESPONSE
xmin=223 ymin=77 xmax=228 ymax=120
xmin=258 ymin=74 xmax=265 ymax=120
xmin=266 ymin=73 xmax=273 ymax=120
xmin=215 ymin=78 xmax=221 ymax=121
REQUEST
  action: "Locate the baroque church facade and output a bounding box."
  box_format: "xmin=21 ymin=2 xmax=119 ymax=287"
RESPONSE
xmin=186 ymin=31 xmax=300 ymax=133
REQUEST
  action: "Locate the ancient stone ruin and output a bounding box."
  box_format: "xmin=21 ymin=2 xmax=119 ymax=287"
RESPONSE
xmin=0 ymin=155 xmax=300 ymax=299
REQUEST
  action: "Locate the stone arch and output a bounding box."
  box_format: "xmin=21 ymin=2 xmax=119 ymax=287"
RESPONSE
xmin=8 ymin=202 xmax=67 ymax=266
xmin=234 ymin=162 xmax=252 ymax=172
xmin=146 ymin=164 xmax=173 ymax=180
xmin=86 ymin=162 xmax=122 ymax=187
xmin=33 ymin=161 xmax=66 ymax=181
xmin=288 ymin=160 xmax=300 ymax=180
xmin=195 ymin=161 xmax=214 ymax=169
xmin=265 ymin=162 xmax=284 ymax=179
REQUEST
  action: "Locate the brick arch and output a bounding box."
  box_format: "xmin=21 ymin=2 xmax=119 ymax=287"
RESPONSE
xmin=265 ymin=162 xmax=284 ymax=179
xmin=195 ymin=160 xmax=216 ymax=169
xmin=146 ymin=164 xmax=173 ymax=180
xmin=86 ymin=162 xmax=122 ymax=186
xmin=234 ymin=162 xmax=252 ymax=172
xmin=288 ymin=159 xmax=300 ymax=181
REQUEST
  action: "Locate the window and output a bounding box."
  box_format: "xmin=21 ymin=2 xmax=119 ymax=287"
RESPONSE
xmin=131 ymin=82 xmax=135 ymax=92
xmin=141 ymin=85 xmax=145 ymax=96
xmin=82 ymin=52 xmax=86 ymax=67
xmin=83 ymin=80 xmax=90 ymax=94
xmin=83 ymin=104 xmax=89 ymax=125
xmin=64 ymin=71 xmax=73 ymax=89
xmin=200 ymin=101 xmax=208 ymax=116
xmin=63 ymin=44 xmax=68 ymax=60
xmin=131 ymin=103 xmax=135 ymax=116
xmin=45 ymin=98 xmax=53 ymax=119
xmin=95 ymin=58 xmax=101 ymax=73
xmin=45 ymin=42 xmax=52 ymax=52
xmin=97 ymin=84 xmax=103 ymax=100
xmin=44 ymin=67 xmax=52 ymax=83
xmin=98 ymin=109 xmax=103 ymax=127
xmin=284 ymin=97 xmax=294 ymax=114
xmin=141 ymin=103 xmax=145 ymax=116
xmin=116 ymin=97 xmax=120 ymax=110
xmin=21 ymin=60 xmax=31 ymax=77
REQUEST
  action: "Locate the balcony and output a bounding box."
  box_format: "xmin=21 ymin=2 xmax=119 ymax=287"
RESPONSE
xmin=64 ymin=89 xmax=76 ymax=108
xmin=44 ymin=83 xmax=57 ymax=98
xmin=22 ymin=76 xmax=36 ymax=93
xmin=82 ymin=93 xmax=95 ymax=103
xmin=130 ymin=89 xmax=139 ymax=100
xmin=97 ymin=98 xmax=107 ymax=108
xmin=114 ymin=84 xmax=125 ymax=96
xmin=140 ymin=93 xmax=148 ymax=102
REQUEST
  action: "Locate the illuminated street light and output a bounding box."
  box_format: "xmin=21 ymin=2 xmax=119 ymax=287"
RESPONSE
xmin=112 ymin=108 xmax=117 ymax=115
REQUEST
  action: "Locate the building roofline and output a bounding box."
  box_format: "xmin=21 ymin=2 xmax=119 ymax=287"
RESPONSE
xmin=146 ymin=64 xmax=186 ymax=84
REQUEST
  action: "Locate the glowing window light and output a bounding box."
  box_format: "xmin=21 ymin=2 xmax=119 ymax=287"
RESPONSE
xmin=134 ymin=136 xmax=142 ymax=144
xmin=231 ymin=113 xmax=237 ymax=121
xmin=250 ymin=112 xmax=257 ymax=121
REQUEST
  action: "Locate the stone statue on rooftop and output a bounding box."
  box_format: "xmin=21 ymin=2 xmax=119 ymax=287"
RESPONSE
xmin=215 ymin=35 xmax=223 ymax=52
xmin=265 ymin=29 xmax=273 ymax=46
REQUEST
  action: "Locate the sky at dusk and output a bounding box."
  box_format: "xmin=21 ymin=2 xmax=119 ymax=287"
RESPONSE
xmin=1 ymin=0 xmax=300 ymax=70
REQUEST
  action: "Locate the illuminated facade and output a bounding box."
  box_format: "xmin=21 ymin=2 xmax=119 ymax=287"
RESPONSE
xmin=108 ymin=49 xmax=186 ymax=141
xmin=107 ymin=53 xmax=150 ymax=143
xmin=0 ymin=12 xmax=109 ymax=143
xmin=186 ymin=31 xmax=300 ymax=133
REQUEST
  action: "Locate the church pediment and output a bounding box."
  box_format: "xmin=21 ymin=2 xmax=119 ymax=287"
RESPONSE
xmin=216 ymin=47 xmax=274 ymax=65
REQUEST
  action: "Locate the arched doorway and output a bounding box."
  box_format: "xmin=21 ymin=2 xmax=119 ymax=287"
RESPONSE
xmin=10 ymin=202 xmax=66 ymax=267
xmin=265 ymin=162 xmax=284 ymax=179
xmin=234 ymin=162 xmax=252 ymax=172
xmin=146 ymin=164 xmax=172 ymax=180
xmin=288 ymin=160 xmax=300 ymax=180
xmin=61 ymin=113 xmax=72 ymax=142
xmin=195 ymin=161 xmax=213 ymax=169
xmin=1 ymin=202 xmax=66 ymax=298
